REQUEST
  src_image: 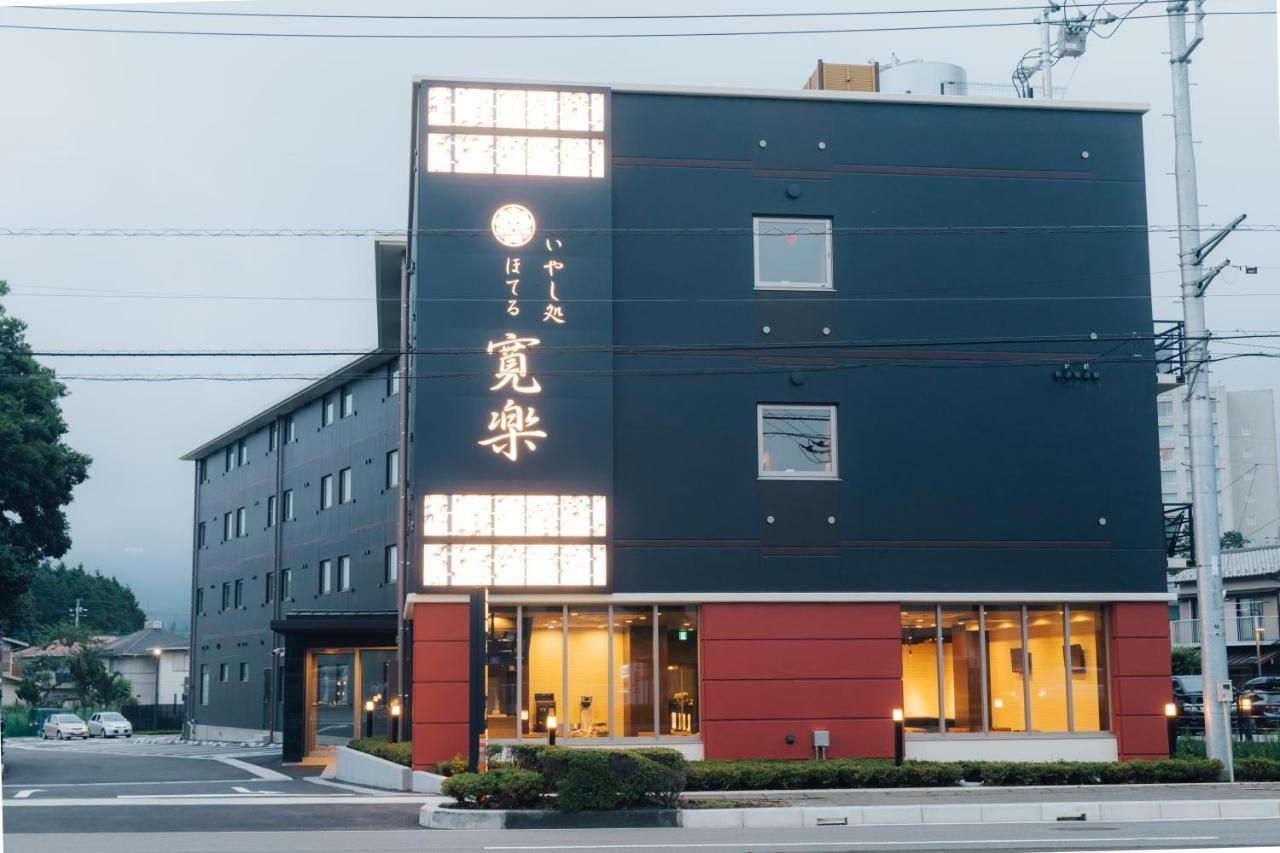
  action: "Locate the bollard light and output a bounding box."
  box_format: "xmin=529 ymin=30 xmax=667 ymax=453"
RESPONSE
xmin=891 ymin=708 xmax=905 ymax=766
xmin=364 ymin=700 xmax=375 ymax=739
xmin=547 ymin=713 xmax=558 ymax=747
xmin=1165 ymin=702 xmax=1179 ymax=758
xmin=390 ymin=699 xmax=402 ymax=743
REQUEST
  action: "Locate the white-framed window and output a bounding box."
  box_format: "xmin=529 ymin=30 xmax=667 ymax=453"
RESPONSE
xmin=237 ymin=439 xmax=248 ymax=466
xmin=385 ymin=544 xmax=398 ymax=584
xmin=235 ymin=506 xmax=247 ymax=538
xmin=283 ymin=489 xmax=295 ymax=521
xmin=338 ymin=468 xmax=353 ymax=504
xmin=268 ymin=422 xmax=278 ymax=452
xmin=386 ymin=450 xmax=399 ymax=489
xmin=387 ymin=362 xmax=400 ymax=397
xmin=266 ymin=495 xmax=276 ymax=527
xmin=219 ymin=663 xmax=229 ymax=683
xmin=337 ymin=555 xmax=351 ymax=592
xmin=200 ymin=665 xmax=209 ymax=705
xmin=319 ymin=559 xmax=333 ymax=595
xmin=197 ymin=522 xmax=206 ymax=549
xmin=239 ymin=662 xmax=249 ymax=682
xmin=753 ymin=216 xmax=833 ymax=291
xmin=233 ymin=579 xmax=244 ymax=608
xmin=322 ymin=394 xmax=336 ymax=427
xmin=758 ymin=404 xmax=838 ymax=480
xmin=285 ymin=414 xmax=296 ymax=443
xmin=320 ymin=474 xmax=334 ymax=510
xmin=223 ymin=512 xmax=233 ymax=542
xmin=281 ymin=568 xmax=292 ymax=600
xmin=341 ymin=384 xmax=354 ymax=418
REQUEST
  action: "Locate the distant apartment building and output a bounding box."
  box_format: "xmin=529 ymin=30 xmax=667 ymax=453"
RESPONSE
xmin=1157 ymin=386 xmax=1280 ymax=545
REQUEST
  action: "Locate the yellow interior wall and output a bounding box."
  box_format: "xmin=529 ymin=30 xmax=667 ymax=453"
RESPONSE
xmin=901 ymin=640 xmax=940 ymax=722
xmin=565 ymin=626 xmax=610 ymax=737
xmin=527 ymin=624 xmax=563 ymax=733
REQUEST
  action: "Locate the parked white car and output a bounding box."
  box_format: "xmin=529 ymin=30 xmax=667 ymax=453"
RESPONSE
xmin=42 ymin=713 xmax=90 ymax=740
xmin=88 ymin=712 xmax=133 ymax=739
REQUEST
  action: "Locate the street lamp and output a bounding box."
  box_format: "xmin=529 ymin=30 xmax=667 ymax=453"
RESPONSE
xmin=547 ymin=713 xmax=557 ymax=747
xmin=151 ymin=648 xmax=162 ymax=730
xmin=891 ymin=709 xmax=905 ymax=766
xmin=1165 ymin=702 xmax=1179 ymax=758
xmin=364 ymin=700 xmax=375 ymax=739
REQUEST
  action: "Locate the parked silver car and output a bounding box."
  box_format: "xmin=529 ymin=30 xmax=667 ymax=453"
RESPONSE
xmin=87 ymin=711 xmax=133 ymax=738
xmin=42 ymin=713 xmax=89 ymax=740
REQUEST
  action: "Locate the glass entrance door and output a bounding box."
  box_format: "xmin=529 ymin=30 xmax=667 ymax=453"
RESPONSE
xmin=309 ymin=652 xmax=355 ymax=751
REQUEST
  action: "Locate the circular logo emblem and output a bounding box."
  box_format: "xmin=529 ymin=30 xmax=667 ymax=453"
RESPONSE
xmin=490 ymin=204 xmax=536 ymax=248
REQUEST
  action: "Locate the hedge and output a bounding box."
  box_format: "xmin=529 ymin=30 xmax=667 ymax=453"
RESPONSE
xmin=1235 ymin=757 xmax=1280 ymax=781
xmin=346 ymin=736 xmax=412 ymax=768
xmin=683 ymin=758 xmax=1222 ymax=791
xmin=443 ymin=768 xmax=545 ymax=809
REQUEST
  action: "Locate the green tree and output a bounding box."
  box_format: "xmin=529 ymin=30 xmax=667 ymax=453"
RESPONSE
xmin=15 ymin=655 xmax=61 ymax=706
xmin=13 ymin=561 xmax=146 ymax=638
xmin=1221 ymin=530 xmax=1249 ymax=550
xmin=1172 ymin=646 xmax=1202 ymax=675
xmin=0 ymin=281 xmax=91 ymax=634
xmin=67 ymin=645 xmax=132 ymax=708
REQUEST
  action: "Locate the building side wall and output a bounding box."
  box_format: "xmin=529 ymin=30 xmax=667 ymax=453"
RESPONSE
xmin=1109 ymin=601 xmax=1173 ymax=761
xmin=700 ymin=602 xmax=900 ymax=759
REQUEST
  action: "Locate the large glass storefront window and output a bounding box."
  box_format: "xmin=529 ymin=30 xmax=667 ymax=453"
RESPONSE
xmin=901 ymin=604 xmax=1110 ymax=735
xmin=491 ymin=604 xmax=698 ymax=741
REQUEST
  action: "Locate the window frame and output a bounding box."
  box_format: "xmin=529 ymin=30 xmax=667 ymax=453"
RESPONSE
xmin=233 ymin=579 xmax=244 ymax=609
xmin=283 ymin=489 xmax=295 ymax=521
xmin=319 ymin=559 xmax=333 ymax=595
xmin=239 ymin=662 xmax=249 ymax=682
xmin=219 ymin=663 xmax=229 ymax=683
xmin=322 ymin=394 xmax=336 ymax=427
xmin=221 ymin=582 xmax=231 ymax=611
xmin=265 ymin=571 xmax=275 ymax=604
xmin=266 ymin=494 xmax=276 ymax=528
xmin=195 ymin=588 xmax=205 ymax=616
xmin=197 ymin=521 xmax=206 ymax=549
xmin=341 ymin=384 xmax=354 ymax=418
xmin=387 ymin=362 xmax=400 ymax=397
xmin=285 ymin=414 xmax=296 ymax=444
xmin=237 ymin=438 xmax=248 ymax=466
xmin=199 ymin=665 xmax=209 ymax=705
xmin=235 ymin=506 xmax=247 ymax=538
xmin=281 ymin=568 xmax=293 ymax=600
xmin=752 ymin=215 xmax=834 ymax=291
xmin=757 ymin=403 xmax=839 ymax=481
xmin=338 ymin=467 xmax=353 ymax=504
xmin=268 ymin=422 xmax=278 ymax=452
xmin=337 ymin=555 xmax=351 ymax=592
xmin=386 ymin=450 xmax=399 ymax=489
xmin=385 ymin=544 xmax=398 ymax=584
xmin=320 ymin=475 xmax=334 ymax=510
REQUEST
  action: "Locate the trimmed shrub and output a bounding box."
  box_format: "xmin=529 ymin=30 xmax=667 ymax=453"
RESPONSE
xmin=1234 ymin=757 xmax=1280 ymax=782
xmin=431 ymin=753 xmax=469 ymax=777
xmin=347 ymin=736 xmax=412 ymax=768
xmin=442 ymin=768 xmax=545 ymax=809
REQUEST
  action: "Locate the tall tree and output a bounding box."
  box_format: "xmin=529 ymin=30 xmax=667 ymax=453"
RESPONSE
xmin=67 ymin=644 xmax=133 ymax=708
xmin=15 ymin=561 xmax=147 ymax=638
xmin=0 ymin=281 xmax=91 ymax=633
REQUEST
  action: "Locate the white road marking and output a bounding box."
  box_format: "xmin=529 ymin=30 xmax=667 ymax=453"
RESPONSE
xmin=482 ymin=837 xmax=1219 ymax=851
xmin=215 ymin=756 xmax=291 ymax=782
xmin=3 ymin=778 xmax=250 ymax=789
xmin=13 ymin=789 xmax=43 ymax=799
xmin=230 ymin=786 xmax=286 ymax=795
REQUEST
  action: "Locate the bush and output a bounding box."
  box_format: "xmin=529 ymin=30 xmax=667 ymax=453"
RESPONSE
xmin=431 ymin=753 xmax=469 ymax=777
xmin=533 ymin=748 xmax=686 ymax=812
xmin=347 ymin=736 xmax=412 ymax=768
xmin=1234 ymin=757 xmax=1280 ymax=782
xmin=442 ymin=768 xmax=545 ymax=809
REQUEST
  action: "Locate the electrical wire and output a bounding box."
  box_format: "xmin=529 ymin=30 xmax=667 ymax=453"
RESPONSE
xmin=0 ymin=10 xmax=1269 ymax=40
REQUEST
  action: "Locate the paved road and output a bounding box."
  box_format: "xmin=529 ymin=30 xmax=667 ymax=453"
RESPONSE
xmin=6 ymin=819 xmax=1280 ymax=852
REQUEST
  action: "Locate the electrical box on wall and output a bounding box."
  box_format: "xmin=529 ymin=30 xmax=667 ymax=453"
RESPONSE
xmin=813 ymin=730 xmax=830 ymax=748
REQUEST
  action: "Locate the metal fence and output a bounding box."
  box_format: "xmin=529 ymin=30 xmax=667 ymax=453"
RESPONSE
xmin=121 ymin=703 xmax=186 ymax=732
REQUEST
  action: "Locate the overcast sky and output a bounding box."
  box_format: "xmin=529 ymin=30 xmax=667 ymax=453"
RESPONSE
xmin=0 ymin=1 xmax=1277 ymax=624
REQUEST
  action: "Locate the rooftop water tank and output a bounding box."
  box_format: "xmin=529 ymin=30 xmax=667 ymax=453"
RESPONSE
xmin=877 ymin=60 xmax=968 ymax=96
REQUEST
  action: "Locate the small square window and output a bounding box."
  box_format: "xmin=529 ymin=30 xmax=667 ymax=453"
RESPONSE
xmin=341 ymin=385 xmax=354 ymax=418
xmin=758 ymin=404 xmax=838 ymax=479
xmin=337 ymin=555 xmax=351 ymax=592
xmin=320 ymin=475 xmax=334 ymax=510
xmin=338 ymin=468 xmax=353 ymax=504
xmin=753 ymin=217 xmax=833 ymax=291
xmin=319 ymin=559 xmax=332 ymax=595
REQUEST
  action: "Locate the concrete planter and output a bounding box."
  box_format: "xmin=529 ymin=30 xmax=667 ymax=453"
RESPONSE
xmin=334 ymin=745 xmax=412 ymax=791
xmin=412 ymin=769 xmax=449 ymax=794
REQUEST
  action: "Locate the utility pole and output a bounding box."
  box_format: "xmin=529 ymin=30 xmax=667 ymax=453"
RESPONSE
xmin=1039 ymin=7 xmax=1055 ymax=99
xmin=69 ymin=598 xmax=87 ymax=627
xmin=1167 ymin=0 xmax=1240 ymax=781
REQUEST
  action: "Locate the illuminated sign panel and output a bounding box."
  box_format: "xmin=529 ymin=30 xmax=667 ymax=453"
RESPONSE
xmin=422 ymin=494 xmax=608 ymax=587
xmin=425 ymin=86 xmax=606 ymax=178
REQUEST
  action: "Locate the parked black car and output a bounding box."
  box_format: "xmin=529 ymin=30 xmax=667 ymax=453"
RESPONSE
xmin=1172 ymin=674 xmax=1206 ymax=730
xmin=1240 ymin=676 xmax=1280 ymax=728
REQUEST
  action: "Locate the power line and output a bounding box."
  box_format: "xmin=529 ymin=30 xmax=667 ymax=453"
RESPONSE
xmin=0 ymin=10 xmax=1269 ymax=40
xmin=15 ymin=2 xmax=1227 ymax=22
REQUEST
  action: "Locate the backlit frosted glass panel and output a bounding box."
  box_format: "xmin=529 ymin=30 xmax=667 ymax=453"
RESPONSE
xmin=560 ymin=546 xmax=591 ymax=585
xmin=452 ymin=495 xmax=492 ymax=536
xmin=423 ymin=544 xmax=450 ymax=586
xmin=590 ymin=140 xmax=606 ymax=178
xmin=423 ymin=494 xmax=450 ymax=536
xmin=589 ymin=93 xmax=606 ymax=132
xmin=494 ymin=546 xmax=525 ymax=585
xmin=426 ymin=133 xmax=454 ymax=173
xmin=454 ymin=134 xmax=494 ymax=174
xmin=560 ymin=496 xmax=592 ymax=536
xmin=526 ymin=496 xmax=559 ymax=536
xmin=559 ymin=138 xmax=590 ymax=178
xmin=426 ymin=88 xmax=453 ymax=125
xmin=591 ymin=545 xmax=607 ymax=585
xmin=453 ymin=545 xmax=493 ymax=586
xmin=526 ymin=545 xmax=559 ymax=585
xmin=525 ymin=90 xmax=559 ymax=130
xmin=591 ymin=496 xmax=607 ymax=537
xmin=495 ymin=136 xmax=527 ymax=176
xmin=453 ymin=87 xmax=495 ymax=127
xmin=493 ymin=495 xmax=526 ymax=536
xmin=494 ymin=89 xmax=527 ymax=128
xmin=526 ymin=137 xmax=560 ymax=177
xmin=559 ymin=91 xmax=590 ymax=132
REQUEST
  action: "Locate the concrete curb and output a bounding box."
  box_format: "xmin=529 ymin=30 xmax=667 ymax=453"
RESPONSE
xmin=421 ymin=798 xmax=1280 ymax=830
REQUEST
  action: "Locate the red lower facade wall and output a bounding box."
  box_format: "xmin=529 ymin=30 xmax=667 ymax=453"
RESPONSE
xmin=411 ymin=601 xmax=470 ymax=770
xmin=700 ymin=602 xmax=902 ymax=760
xmin=1109 ymin=601 xmax=1174 ymax=761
